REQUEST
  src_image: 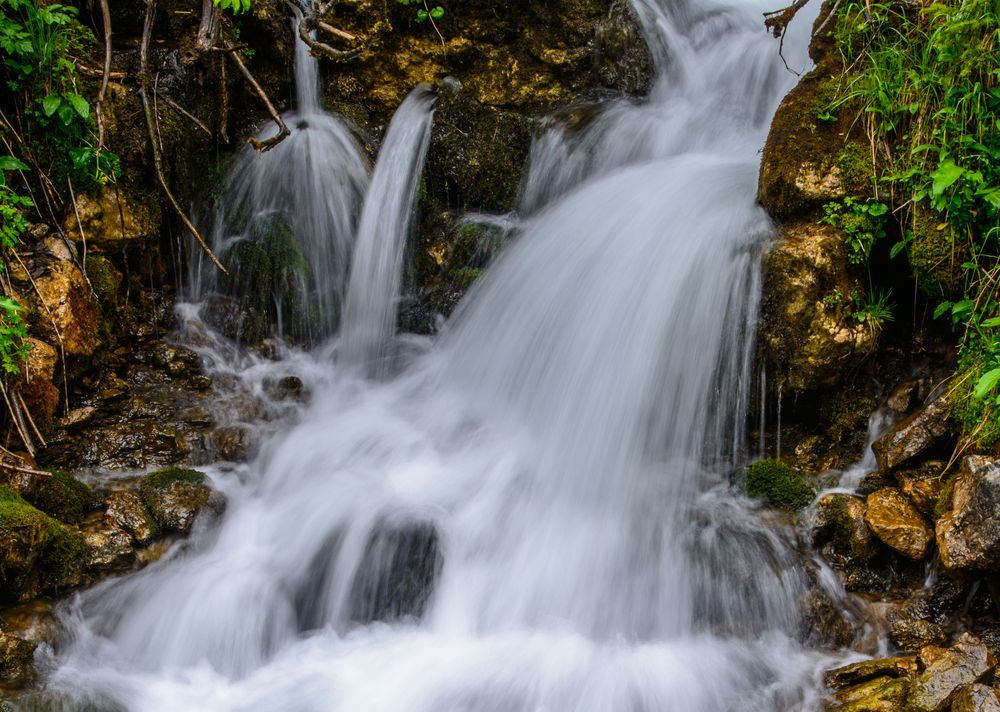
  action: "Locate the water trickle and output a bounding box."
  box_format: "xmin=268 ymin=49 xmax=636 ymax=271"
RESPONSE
xmin=45 ymin=0 xmax=848 ymax=709
xmin=339 ymin=85 xmax=437 ymax=377
xmin=191 ymin=9 xmax=369 ymax=342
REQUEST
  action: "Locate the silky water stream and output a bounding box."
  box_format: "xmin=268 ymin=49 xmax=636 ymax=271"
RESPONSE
xmin=40 ymin=0 xmax=860 ymax=709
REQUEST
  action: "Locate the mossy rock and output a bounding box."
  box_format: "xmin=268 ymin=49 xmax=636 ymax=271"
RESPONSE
xmin=745 ymin=458 xmax=816 ymax=510
xmin=83 ymin=255 xmax=122 ymax=313
xmin=908 ymin=203 xmax=969 ymax=300
xmin=22 ymin=470 xmax=96 ymax=525
xmin=0 ymin=486 xmax=86 ymax=603
xmin=139 ymin=468 xmax=213 ymax=534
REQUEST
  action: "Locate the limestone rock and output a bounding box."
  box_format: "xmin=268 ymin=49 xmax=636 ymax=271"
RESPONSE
xmin=82 ymin=517 xmax=135 ymax=573
xmin=761 ymin=222 xmax=876 ymax=391
xmin=951 ymin=684 xmax=1000 ymax=712
xmin=908 ymin=633 xmax=993 ymax=712
xmin=63 ymin=187 xmax=159 ymax=248
xmin=814 ymin=493 xmax=878 ymax=560
xmin=887 ymin=613 xmax=946 ymax=652
xmin=825 ymin=657 xmax=919 ymax=689
xmin=104 ymin=490 xmax=158 ymax=545
xmin=864 ymin=488 xmax=933 ymax=559
xmin=828 ymin=674 xmax=911 ymax=711
xmin=34 ymin=260 xmax=101 ymax=358
xmin=895 ymin=461 xmax=947 ymax=517
xmin=139 ymin=468 xmax=217 ymax=534
xmin=936 ymin=456 xmax=1000 ymax=572
xmin=872 ymin=394 xmax=950 ymax=473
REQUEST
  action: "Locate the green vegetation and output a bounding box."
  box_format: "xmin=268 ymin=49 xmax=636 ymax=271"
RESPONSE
xmin=397 ymin=0 xmax=445 ymax=24
xmin=214 ymin=0 xmax=253 ymax=13
xmin=821 ymin=0 xmax=1000 ymax=443
xmin=140 ymin=467 xmax=206 ymax=494
xmin=24 ymin=470 xmax=95 ymax=525
xmin=745 ymin=458 xmax=816 ymax=510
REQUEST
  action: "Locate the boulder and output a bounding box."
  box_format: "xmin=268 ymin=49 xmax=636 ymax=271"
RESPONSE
xmin=34 ymin=260 xmax=101 ymax=358
xmin=864 ymin=488 xmax=933 ymax=559
xmin=82 ymin=517 xmax=136 ymax=573
xmin=951 ymin=684 xmax=1000 ymax=712
xmin=139 ymin=467 xmax=217 ymax=534
xmin=63 ymin=187 xmax=160 ymax=248
xmin=872 ymin=394 xmax=950 ymax=473
xmin=761 ymin=222 xmax=877 ymax=391
xmin=813 ymin=493 xmax=878 ymax=560
xmin=827 ymin=674 xmax=911 ymax=711
xmin=104 ymin=490 xmax=158 ymax=545
xmin=0 ymin=628 xmax=36 ymax=687
xmin=887 ymin=612 xmax=947 ymax=652
xmin=908 ymin=633 xmax=993 ymax=712
xmin=825 ymin=657 xmax=919 ymax=689
xmin=895 ymin=462 xmax=947 ymax=517
xmin=936 ymin=457 xmax=1000 ymax=572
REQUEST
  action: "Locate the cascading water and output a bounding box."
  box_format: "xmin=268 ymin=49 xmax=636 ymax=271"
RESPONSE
xmin=42 ymin=0 xmax=851 ymax=709
xmin=191 ymin=8 xmax=369 ymax=342
xmin=339 ymin=85 xmax=436 ymax=377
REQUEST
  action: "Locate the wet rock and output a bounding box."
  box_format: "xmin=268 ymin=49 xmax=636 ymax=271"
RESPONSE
xmin=888 ymin=612 xmax=947 ymax=652
xmin=139 ymin=467 xmax=216 ymax=534
xmin=82 ymin=516 xmax=136 ymax=573
xmin=909 ymin=633 xmax=993 ymax=712
xmin=813 ymin=493 xmax=878 ymax=561
xmin=896 ymin=461 xmax=947 ymax=518
xmin=104 ymin=490 xmax=158 ymax=545
xmin=761 ymin=222 xmax=877 ymax=391
xmin=828 ymin=674 xmax=912 ymax=711
xmin=872 ymin=393 xmax=951 ymax=473
xmin=864 ymin=488 xmax=933 ymax=559
xmin=17 ymin=470 xmax=95 ymax=525
xmin=826 ymin=657 xmax=919 ymax=689
xmin=744 ymin=458 xmax=815 ymax=510
xmin=34 ymin=259 xmax=101 ymax=358
xmin=951 ymin=684 xmax=1000 ymax=712
xmin=348 ymin=518 xmax=441 ymax=624
xmin=63 ymin=187 xmax=160 ymax=248
xmin=264 ymin=375 xmax=305 ymax=402
xmin=0 ymin=486 xmax=86 ymax=602
xmin=0 ymin=628 xmax=36 ymax=687
xmin=937 ymin=457 xmax=1000 ymax=573
xmin=800 ymin=580 xmax=858 ymax=647
xmin=210 ymin=425 xmax=255 ymax=462
xmin=59 ymin=406 xmax=97 ymax=429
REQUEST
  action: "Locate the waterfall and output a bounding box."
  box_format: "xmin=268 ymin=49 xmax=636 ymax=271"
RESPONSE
xmin=191 ymin=9 xmax=369 ymax=342
xmin=43 ymin=0 xmax=847 ymax=710
xmin=339 ymin=85 xmax=436 ymax=377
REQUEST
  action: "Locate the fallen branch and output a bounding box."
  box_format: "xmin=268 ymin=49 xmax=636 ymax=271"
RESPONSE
xmin=140 ymin=0 xmax=227 ymax=274
xmin=156 ymin=91 xmax=213 ymax=136
xmin=223 ymin=44 xmax=290 ymax=151
xmin=764 ymin=0 xmax=812 ymax=37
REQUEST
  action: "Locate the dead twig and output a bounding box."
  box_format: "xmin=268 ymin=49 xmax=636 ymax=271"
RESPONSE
xmin=95 ymin=0 xmax=113 ymax=152
xmin=222 ymin=44 xmax=291 ymax=151
xmin=0 ymin=379 xmax=33 ymax=456
xmin=140 ymin=0 xmax=227 ymax=274
xmin=16 ymin=392 xmax=46 ymax=449
xmin=155 ymin=92 xmax=213 ymax=137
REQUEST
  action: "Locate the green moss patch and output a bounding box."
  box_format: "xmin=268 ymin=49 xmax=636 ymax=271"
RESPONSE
xmin=139 ymin=467 xmax=205 ymax=493
xmin=24 ymin=470 xmax=95 ymax=525
xmin=745 ymin=458 xmax=816 ymax=511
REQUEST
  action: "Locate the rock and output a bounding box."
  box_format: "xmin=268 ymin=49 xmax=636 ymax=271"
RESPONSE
xmin=937 ymin=457 xmax=1000 ymax=572
xmin=872 ymin=393 xmax=950 ymax=473
xmin=0 ymin=486 xmax=86 ymax=602
xmin=888 ymin=613 xmax=947 ymax=652
xmin=18 ymin=470 xmax=95 ymax=525
xmin=828 ymin=675 xmax=912 ymax=711
xmin=63 ymin=187 xmax=160 ymax=248
xmin=761 ymin=222 xmax=877 ymax=391
xmin=139 ymin=467 xmax=216 ymax=534
xmin=18 ymin=338 xmax=59 ymax=432
xmin=0 ymin=628 xmax=36 ymax=687
xmin=951 ymin=684 xmax=1000 ymax=712
xmin=813 ymin=493 xmax=878 ymax=560
xmin=825 ymin=657 xmax=919 ymax=689
xmin=908 ymin=633 xmax=993 ymax=712
xmin=896 ymin=462 xmax=947 ymax=517
xmin=209 ymin=425 xmax=255 ymax=462
xmin=104 ymin=490 xmax=158 ymax=545
xmin=82 ymin=516 xmax=135 ymax=573
xmin=34 ymin=260 xmax=101 ymax=358
xmin=864 ymin=488 xmax=933 ymax=559
xmin=59 ymin=406 xmax=97 ymax=429
xmin=744 ymin=458 xmax=815 ymax=510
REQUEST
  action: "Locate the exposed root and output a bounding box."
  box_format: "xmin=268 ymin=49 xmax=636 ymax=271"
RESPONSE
xmin=223 ymin=45 xmax=290 ymax=151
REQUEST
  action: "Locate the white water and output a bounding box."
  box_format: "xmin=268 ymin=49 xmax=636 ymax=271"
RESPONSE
xmin=191 ymin=11 xmax=369 ymax=341
xmin=42 ymin=0 xmax=849 ymax=709
xmin=340 ymin=86 xmax=436 ymax=377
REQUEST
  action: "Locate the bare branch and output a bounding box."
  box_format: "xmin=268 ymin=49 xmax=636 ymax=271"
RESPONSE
xmin=223 ymin=45 xmax=291 ymax=151
xmin=763 ymin=0 xmax=811 ymax=38
xmin=156 ymin=91 xmax=213 ymax=136
xmin=95 ymin=0 xmax=113 ymax=150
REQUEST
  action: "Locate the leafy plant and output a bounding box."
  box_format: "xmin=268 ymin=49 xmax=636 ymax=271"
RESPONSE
xmin=819 ymin=197 xmax=890 ymax=265
xmin=0 ymin=158 xmax=31 ymax=374
xmin=213 ymin=0 xmax=252 ymax=14
xmin=397 ymin=0 xmax=444 ymax=24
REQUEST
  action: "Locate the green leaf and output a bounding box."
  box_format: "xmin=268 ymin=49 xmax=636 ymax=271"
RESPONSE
xmin=416 ymin=8 xmax=428 ymax=21
xmin=866 ymin=202 xmax=889 ymax=216
xmin=67 ymin=93 xmax=89 ymax=119
xmin=889 ymin=240 xmax=907 ymax=259
xmin=42 ymin=94 xmax=61 ymax=116
xmin=430 ymin=5 xmax=444 ymax=19
xmin=982 ymin=317 xmax=1000 ymax=328
xmin=933 ymin=301 xmax=953 ymax=320
xmin=0 ymin=157 xmax=29 ymax=172
xmin=974 ymin=367 xmax=1000 ymax=400
xmin=56 ymin=101 xmax=75 ymax=126
xmin=931 ymin=159 xmax=965 ymax=196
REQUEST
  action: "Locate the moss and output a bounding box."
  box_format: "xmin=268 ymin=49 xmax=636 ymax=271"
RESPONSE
xmin=745 ymin=458 xmax=816 ymax=510
xmin=836 ymin=141 xmax=875 ymax=194
xmin=83 ymin=255 xmax=122 ymax=313
xmin=908 ymin=204 xmax=968 ymax=300
xmin=23 ymin=470 xmax=95 ymax=525
xmin=0 ymin=486 xmax=85 ymax=601
xmin=139 ymin=467 xmax=205 ymax=493
xmin=934 ymin=474 xmax=956 ymax=520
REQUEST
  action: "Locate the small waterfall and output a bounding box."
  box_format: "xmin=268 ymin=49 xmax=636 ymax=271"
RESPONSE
xmin=192 ymin=9 xmax=369 ymax=342
xmin=44 ymin=0 xmax=848 ymax=709
xmin=339 ymin=85 xmax=436 ymax=376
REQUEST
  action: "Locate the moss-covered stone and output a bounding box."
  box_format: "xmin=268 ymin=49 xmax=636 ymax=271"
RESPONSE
xmin=745 ymin=458 xmax=816 ymax=510
xmin=139 ymin=467 xmax=206 ymax=493
xmin=0 ymin=486 xmax=86 ymax=603
xmin=139 ymin=468 xmax=213 ymax=534
xmin=83 ymin=255 xmax=122 ymax=313
xmin=22 ymin=470 xmax=95 ymax=525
